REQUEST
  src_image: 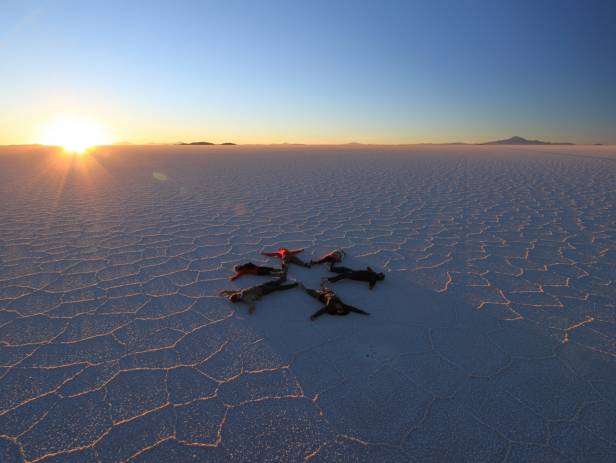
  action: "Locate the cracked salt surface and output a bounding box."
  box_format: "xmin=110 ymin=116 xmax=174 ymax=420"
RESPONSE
xmin=1 ymin=144 xmax=616 ymax=462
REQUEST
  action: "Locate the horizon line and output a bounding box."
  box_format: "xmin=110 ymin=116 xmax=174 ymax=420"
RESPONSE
xmin=1 ymin=141 xmax=612 ymax=148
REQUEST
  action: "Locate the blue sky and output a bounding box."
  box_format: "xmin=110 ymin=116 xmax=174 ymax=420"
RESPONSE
xmin=1 ymin=0 xmax=615 ymax=144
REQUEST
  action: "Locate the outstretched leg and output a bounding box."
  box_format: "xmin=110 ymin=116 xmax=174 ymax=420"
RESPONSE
xmin=231 ymin=263 xmax=279 ymax=281
xmin=273 ymin=269 xmax=286 ymax=280
xmin=275 ymin=282 xmax=299 ymax=291
xmin=304 ymin=288 xmax=323 ymax=300
xmin=255 ymin=265 xmax=280 ymax=274
xmin=345 ymin=304 xmax=370 ymax=316
xmin=310 ymin=307 xmax=328 ymax=320
xmin=288 ymin=255 xmax=310 ymax=268
xmin=329 ymin=265 xmax=352 ymax=274
xmin=259 ymin=281 xmax=297 ymax=296
xmin=327 ymin=274 xmax=348 ymax=283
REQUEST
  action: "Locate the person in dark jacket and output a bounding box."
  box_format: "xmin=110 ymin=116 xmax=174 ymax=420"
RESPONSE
xmin=220 ymin=276 xmax=298 ymax=313
xmin=299 ymin=283 xmax=369 ymax=320
xmin=229 ymin=262 xmax=285 ymax=281
xmin=326 ymin=264 xmax=385 ymax=289
xmin=310 ymin=249 xmax=345 ymax=266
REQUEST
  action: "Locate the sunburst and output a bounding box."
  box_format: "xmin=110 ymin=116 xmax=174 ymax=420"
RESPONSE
xmin=40 ymin=114 xmax=112 ymax=154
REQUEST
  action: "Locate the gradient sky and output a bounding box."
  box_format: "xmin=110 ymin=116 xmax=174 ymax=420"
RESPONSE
xmin=1 ymin=0 xmax=615 ymax=145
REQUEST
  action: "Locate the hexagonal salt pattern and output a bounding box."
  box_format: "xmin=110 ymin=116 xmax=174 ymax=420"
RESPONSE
xmin=1 ymin=144 xmax=615 ymax=462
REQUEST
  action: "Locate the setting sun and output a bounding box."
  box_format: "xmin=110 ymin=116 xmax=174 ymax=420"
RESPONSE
xmin=40 ymin=115 xmax=112 ymax=153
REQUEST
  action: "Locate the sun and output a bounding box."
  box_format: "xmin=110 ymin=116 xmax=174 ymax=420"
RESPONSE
xmin=40 ymin=115 xmax=112 ymax=154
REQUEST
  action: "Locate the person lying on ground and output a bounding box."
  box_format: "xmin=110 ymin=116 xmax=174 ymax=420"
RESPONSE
xmin=261 ymin=247 xmax=310 ymax=268
xmin=229 ymin=262 xmax=285 ymax=281
xmin=220 ymin=276 xmax=298 ymax=313
xmin=326 ymin=264 xmax=385 ymax=289
xmin=299 ymin=282 xmax=370 ymax=320
xmin=310 ymin=249 xmax=345 ymax=266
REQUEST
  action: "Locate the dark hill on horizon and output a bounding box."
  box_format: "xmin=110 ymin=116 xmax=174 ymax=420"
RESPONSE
xmin=481 ymin=136 xmax=574 ymax=145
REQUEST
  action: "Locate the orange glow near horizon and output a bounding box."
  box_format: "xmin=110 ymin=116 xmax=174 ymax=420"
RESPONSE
xmin=39 ymin=114 xmax=113 ymax=154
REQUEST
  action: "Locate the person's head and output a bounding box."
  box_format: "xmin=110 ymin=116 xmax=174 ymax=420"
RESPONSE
xmin=376 ymin=272 xmax=385 ymax=281
xmin=233 ymin=264 xmax=241 ymax=272
xmin=229 ymin=293 xmax=242 ymax=302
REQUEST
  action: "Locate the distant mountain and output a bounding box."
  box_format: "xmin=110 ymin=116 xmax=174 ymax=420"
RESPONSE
xmin=481 ymin=136 xmax=574 ymax=145
xmin=178 ymin=141 xmax=215 ymax=145
xmin=220 ymin=142 xmax=237 ymax=145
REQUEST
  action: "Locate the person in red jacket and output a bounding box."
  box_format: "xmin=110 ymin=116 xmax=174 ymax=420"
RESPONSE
xmin=310 ymin=249 xmax=345 ymax=266
xmin=261 ymin=247 xmax=310 ymax=269
xmin=229 ymin=262 xmax=285 ymax=281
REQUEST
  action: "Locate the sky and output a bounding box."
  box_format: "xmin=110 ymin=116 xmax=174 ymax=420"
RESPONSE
xmin=1 ymin=0 xmax=615 ymax=145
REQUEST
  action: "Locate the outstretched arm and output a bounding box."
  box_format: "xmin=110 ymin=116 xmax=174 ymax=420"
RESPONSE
xmin=276 ymin=282 xmax=299 ymax=291
xmin=220 ymin=290 xmax=236 ymax=297
xmin=288 ymin=248 xmax=304 ymax=255
xmin=369 ymin=279 xmax=376 ymax=289
xmin=304 ymin=288 xmax=322 ymax=300
xmin=230 ymin=272 xmax=242 ymax=281
xmin=310 ymin=307 xmax=328 ymax=320
xmin=261 ymin=251 xmax=279 ymax=257
xmin=345 ymin=304 xmax=370 ymax=316
xmin=329 ymin=265 xmax=352 ymax=274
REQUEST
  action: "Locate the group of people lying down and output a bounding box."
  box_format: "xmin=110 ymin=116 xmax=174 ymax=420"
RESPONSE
xmin=220 ymin=248 xmax=385 ymax=320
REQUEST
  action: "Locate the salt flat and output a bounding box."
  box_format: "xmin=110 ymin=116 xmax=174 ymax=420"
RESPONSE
xmin=0 ymin=144 xmax=615 ymax=462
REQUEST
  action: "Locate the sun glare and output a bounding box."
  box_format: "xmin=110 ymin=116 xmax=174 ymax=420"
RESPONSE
xmin=40 ymin=115 xmax=112 ymax=154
